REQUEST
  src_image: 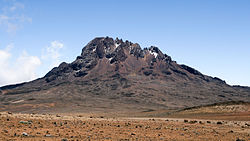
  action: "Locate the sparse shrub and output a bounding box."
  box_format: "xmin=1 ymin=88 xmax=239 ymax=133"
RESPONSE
xmin=217 ymin=121 xmax=223 ymax=125
xmin=189 ymin=120 xmax=197 ymax=124
xmin=53 ymin=122 xmax=57 ymax=126
xmin=236 ymin=138 xmax=245 ymax=141
xmin=156 ymin=127 xmax=161 ymax=130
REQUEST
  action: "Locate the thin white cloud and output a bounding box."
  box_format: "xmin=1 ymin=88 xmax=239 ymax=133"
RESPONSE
xmin=0 ymin=40 xmax=65 ymax=86
xmin=0 ymin=1 xmax=31 ymax=34
xmin=42 ymin=41 xmax=64 ymax=69
xmin=0 ymin=44 xmax=41 ymax=86
xmin=9 ymin=2 xmax=24 ymax=12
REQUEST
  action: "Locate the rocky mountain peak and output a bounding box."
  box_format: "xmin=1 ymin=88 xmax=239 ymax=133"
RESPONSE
xmin=0 ymin=37 xmax=249 ymax=114
xmin=44 ymin=37 xmax=176 ymax=82
xmin=79 ymin=37 xmax=172 ymax=63
xmin=43 ymin=37 xmax=224 ymax=84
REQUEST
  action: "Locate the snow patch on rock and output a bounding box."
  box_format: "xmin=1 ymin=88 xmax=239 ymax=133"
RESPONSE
xmin=108 ymin=57 xmax=113 ymax=61
xmin=115 ymin=43 xmax=120 ymax=48
xmin=149 ymin=50 xmax=158 ymax=58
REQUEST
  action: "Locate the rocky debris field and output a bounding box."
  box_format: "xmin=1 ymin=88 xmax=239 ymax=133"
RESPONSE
xmin=0 ymin=112 xmax=249 ymax=141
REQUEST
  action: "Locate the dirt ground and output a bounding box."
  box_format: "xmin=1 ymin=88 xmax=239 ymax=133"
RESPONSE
xmin=0 ymin=112 xmax=249 ymax=141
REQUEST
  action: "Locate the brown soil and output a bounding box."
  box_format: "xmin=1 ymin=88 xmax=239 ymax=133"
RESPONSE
xmin=166 ymin=102 xmax=250 ymax=121
xmin=0 ymin=112 xmax=249 ymax=141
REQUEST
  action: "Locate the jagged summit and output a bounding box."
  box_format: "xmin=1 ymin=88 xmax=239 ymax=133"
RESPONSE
xmin=0 ymin=37 xmax=249 ymax=113
xmin=44 ymin=36 xmax=175 ymax=83
xmin=79 ymin=36 xmax=171 ymax=63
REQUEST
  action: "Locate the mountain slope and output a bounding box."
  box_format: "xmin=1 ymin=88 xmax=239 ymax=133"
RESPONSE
xmin=0 ymin=37 xmax=249 ymax=113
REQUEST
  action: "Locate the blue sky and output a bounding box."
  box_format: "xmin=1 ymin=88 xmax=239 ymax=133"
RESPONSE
xmin=0 ymin=0 xmax=249 ymax=86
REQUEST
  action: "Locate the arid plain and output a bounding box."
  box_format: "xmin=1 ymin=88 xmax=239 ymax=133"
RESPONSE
xmin=1 ymin=102 xmax=249 ymax=141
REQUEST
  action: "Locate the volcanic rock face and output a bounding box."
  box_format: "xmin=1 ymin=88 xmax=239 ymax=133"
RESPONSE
xmin=45 ymin=37 xmax=173 ymax=82
xmin=0 ymin=37 xmax=249 ymax=113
